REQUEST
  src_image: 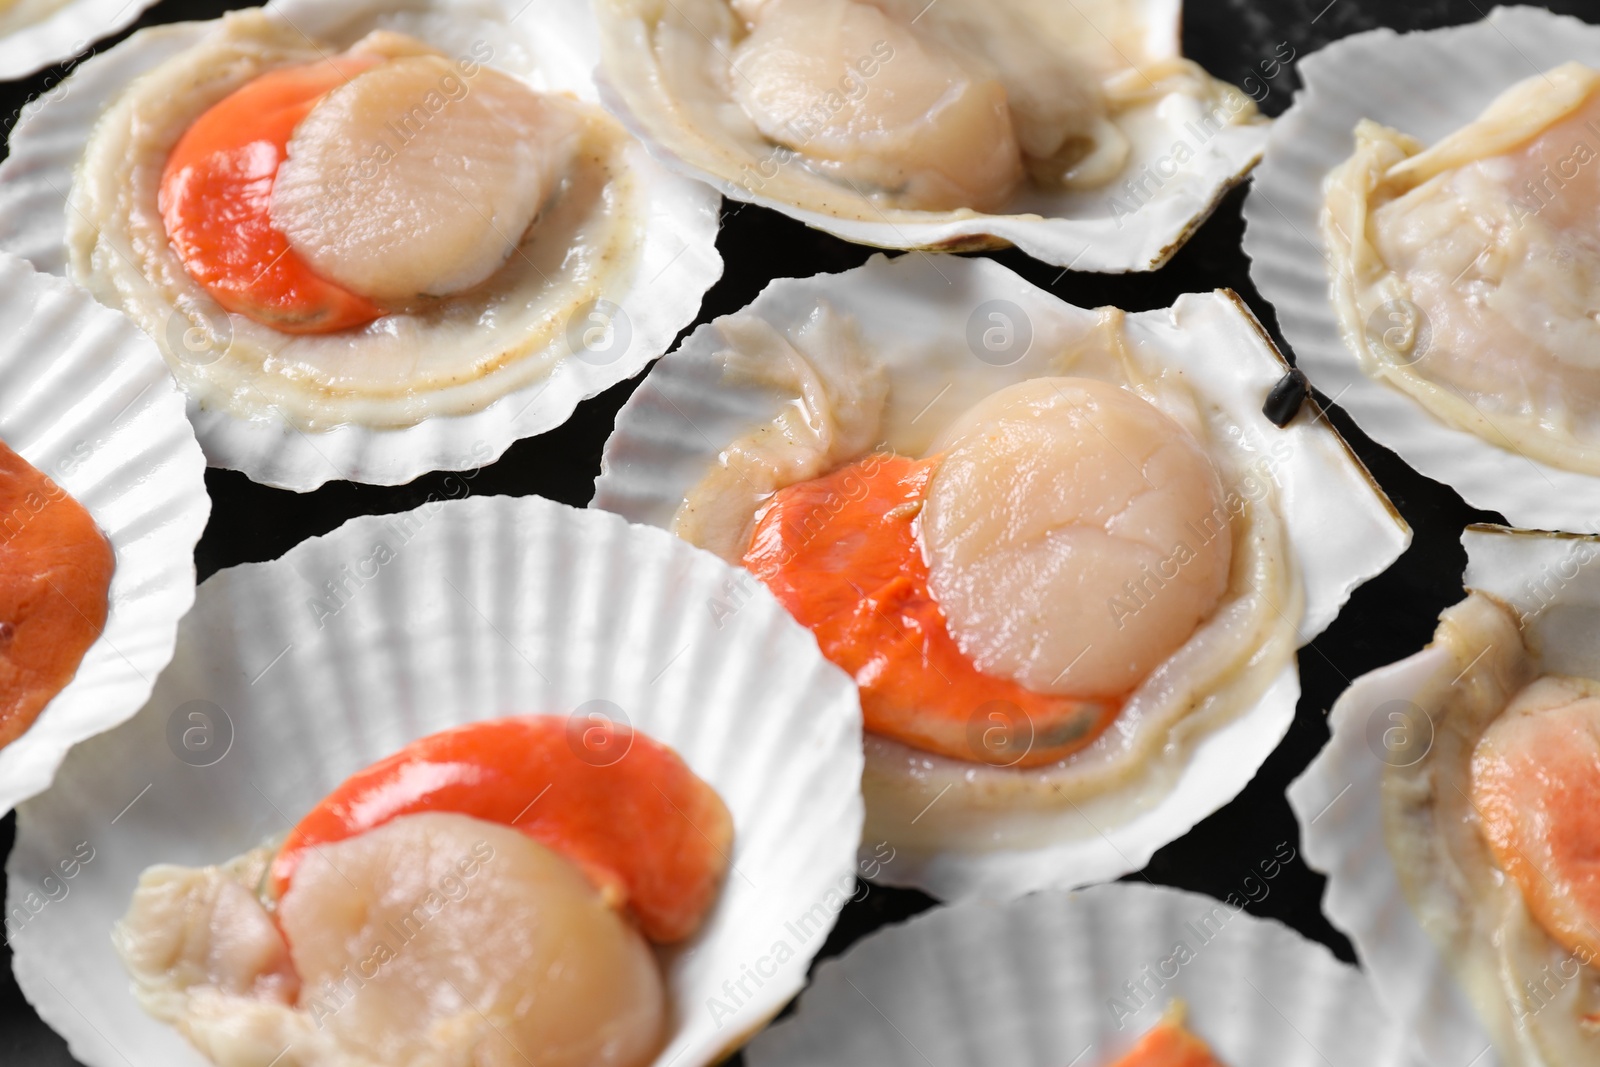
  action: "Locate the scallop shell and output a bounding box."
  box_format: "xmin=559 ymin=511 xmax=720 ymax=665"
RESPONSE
xmin=592 ymin=252 xmax=1409 ymax=901
xmin=6 ymin=494 xmax=864 ymax=1067
xmin=1241 ymin=5 xmax=1600 ymax=532
xmin=0 ymin=0 xmax=154 ymax=82
xmin=0 ymin=251 xmax=208 ymax=816
xmin=592 ymin=0 xmax=1267 ymax=272
xmin=746 ymin=881 xmax=1421 ymax=1067
xmin=1288 ymin=524 xmax=1600 ymax=1067
xmin=0 ymin=0 xmax=722 ymax=491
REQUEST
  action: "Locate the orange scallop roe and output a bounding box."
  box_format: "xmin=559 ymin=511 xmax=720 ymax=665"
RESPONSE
xmin=0 ymin=440 xmax=114 ymax=749
xmin=160 ymin=55 xmax=386 ymax=334
xmin=271 ymin=715 xmax=733 ymax=944
xmin=742 ymin=453 xmax=1120 ymax=768
xmin=1109 ymin=1005 xmax=1228 ymax=1067
xmin=1471 ymin=677 xmax=1600 ymax=960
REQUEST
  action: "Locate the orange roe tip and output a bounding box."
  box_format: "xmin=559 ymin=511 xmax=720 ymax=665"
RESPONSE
xmin=1108 ymin=1003 xmax=1228 ymax=1067
xmin=742 ymin=453 xmax=1120 ymax=768
xmin=1471 ymin=683 xmax=1600 ymax=962
xmin=271 ymin=714 xmax=732 ymax=944
xmin=0 ymin=439 xmax=114 ymax=750
xmin=159 ymin=55 xmax=387 ymax=335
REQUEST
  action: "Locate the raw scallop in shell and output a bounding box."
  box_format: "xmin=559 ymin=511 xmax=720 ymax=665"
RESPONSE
xmin=594 ymin=253 xmax=1408 ymax=901
xmin=1244 ymin=7 xmax=1600 ymax=532
xmin=6 ymin=496 xmax=864 ymax=1067
xmin=593 ymin=0 xmax=1269 ymax=271
xmin=0 ymin=0 xmax=721 ymax=490
xmin=1291 ymin=525 xmax=1600 ymax=1067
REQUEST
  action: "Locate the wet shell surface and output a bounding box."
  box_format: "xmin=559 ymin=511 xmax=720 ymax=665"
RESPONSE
xmin=1289 ymin=525 xmax=1600 ymax=1067
xmin=1243 ymin=6 xmax=1600 ymax=532
xmin=593 ymin=253 xmax=1408 ymax=902
xmin=0 ymin=251 xmax=208 ymax=817
xmin=0 ymin=0 xmax=154 ymax=81
xmin=593 ymin=0 xmax=1268 ymax=272
xmin=746 ymin=882 xmax=1422 ymax=1067
xmin=5 ymin=495 xmax=864 ymax=1067
xmin=0 ymin=0 xmax=722 ymax=491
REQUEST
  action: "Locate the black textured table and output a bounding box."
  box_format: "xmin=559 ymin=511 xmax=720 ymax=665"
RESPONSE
xmin=2 ymin=1 xmax=1585 ymax=1062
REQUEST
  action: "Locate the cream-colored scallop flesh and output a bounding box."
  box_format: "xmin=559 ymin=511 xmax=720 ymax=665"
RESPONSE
xmin=116 ymin=861 xmax=301 ymax=1007
xmin=1370 ymin=85 xmax=1600 ymax=419
xmin=271 ymin=56 xmax=580 ymax=302
xmin=729 ymin=0 xmax=1023 ymax=212
xmin=854 ymin=0 xmax=1118 ymax=182
xmin=1326 ymin=63 xmax=1600 ymax=473
xmin=921 ymin=377 xmax=1232 ymax=698
xmin=279 ymin=813 xmax=664 ymax=1067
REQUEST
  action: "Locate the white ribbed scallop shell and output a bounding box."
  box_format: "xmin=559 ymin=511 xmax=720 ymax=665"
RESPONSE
xmin=6 ymin=495 xmax=864 ymax=1067
xmin=0 ymin=251 xmax=208 ymax=816
xmin=1242 ymin=6 xmax=1600 ymax=532
xmin=746 ymin=882 xmax=1421 ymax=1067
xmin=592 ymin=253 xmax=1409 ymax=902
xmin=0 ymin=0 xmax=155 ymax=81
xmin=0 ymin=0 xmax=722 ymax=491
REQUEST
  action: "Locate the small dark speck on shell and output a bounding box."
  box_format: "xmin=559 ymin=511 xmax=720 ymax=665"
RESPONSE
xmin=1263 ymin=368 xmax=1310 ymax=428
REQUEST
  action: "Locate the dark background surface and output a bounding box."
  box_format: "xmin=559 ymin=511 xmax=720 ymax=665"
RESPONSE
xmin=0 ymin=0 xmax=1585 ymax=1062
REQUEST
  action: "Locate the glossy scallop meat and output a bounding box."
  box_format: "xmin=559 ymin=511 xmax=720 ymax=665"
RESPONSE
xmin=279 ymin=812 xmax=665 ymax=1067
xmin=271 ymin=53 xmax=580 ymax=302
xmin=921 ymin=378 xmax=1233 ymax=699
xmin=272 ymin=714 xmax=734 ymax=945
xmin=729 ymin=0 xmax=1022 ymax=212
